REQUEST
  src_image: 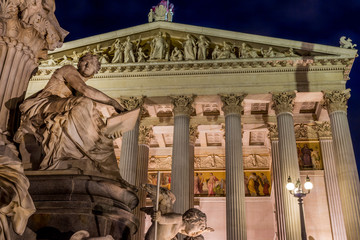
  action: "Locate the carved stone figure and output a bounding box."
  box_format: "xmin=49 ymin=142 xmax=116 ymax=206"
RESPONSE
xmin=285 ymin=48 xmax=298 ymax=57
xmin=339 ymin=36 xmax=357 ymax=49
xmin=261 ymin=47 xmax=275 ymax=58
xmin=148 ymin=9 xmax=155 ymax=23
xmin=212 ymin=45 xmax=221 ymax=60
xmin=170 ymin=47 xmax=184 ymax=61
xmin=179 ymin=34 xmax=197 ymax=60
xmin=123 ymin=36 xmax=136 ymax=63
xmin=141 ymin=184 xmax=214 ymax=240
xmin=150 ymin=32 xmax=168 ymax=60
xmin=111 ymin=39 xmax=123 ymax=63
xmin=71 ymin=51 xmax=80 ymax=62
xmin=137 ymin=47 xmax=148 ymax=62
xmin=14 ymin=54 xmax=137 ymax=177
xmin=42 ymin=55 xmax=56 ymax=65
xmin=197 ymin=35 xmax=210 ymax=60
xmin=0 ymin=136 xmax=36 ymax=240
xmin=218 ymin=42 xmax=236 ymax=59
xmin=70 ymin=230 xmax=114 ymax=240
xmin=59 ymin=55 xmax=72 ymax=65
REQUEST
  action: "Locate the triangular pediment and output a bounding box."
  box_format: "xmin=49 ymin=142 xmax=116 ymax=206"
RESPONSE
xmin=44 ymin=21 xmax=357 ymax=66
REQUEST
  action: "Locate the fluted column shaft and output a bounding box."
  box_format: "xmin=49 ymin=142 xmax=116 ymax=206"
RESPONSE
xmin=323 ymin=90 xmax=360 ymax=240
xmin=118 ymin=97 xmax=144 ymax=185
xmin=171 ymin=95 xmax=195 ymax=214
xmin=189 ymin=125 xmax=199 ymax=208
xmin=268 ymin=125 xmax=286 ymax=240
xmin=315 ymin=121 xmax=346 ymax=240
xmin=272 ymin=91 xmax=301 ymax=240
xmin=134 ymin=125 xmax=153 ymax=240
xmin=220 ymin=93 xmax=247 ymax=240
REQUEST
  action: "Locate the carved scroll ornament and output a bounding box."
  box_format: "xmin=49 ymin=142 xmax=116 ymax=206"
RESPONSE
xmin=220 ymin=93 xmax=247 ymax=115
xmin=271 ymin=91 xmax=296 ymax=114
xmin=322 ymin=89 xmax=350 ymax=114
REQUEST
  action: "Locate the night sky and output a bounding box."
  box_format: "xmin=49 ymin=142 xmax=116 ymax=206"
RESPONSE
xmin=53 ymin=0 xmax=360 ymax=175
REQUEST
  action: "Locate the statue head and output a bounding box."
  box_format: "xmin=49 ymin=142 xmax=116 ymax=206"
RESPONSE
xmin=182 ymin=208 xmax=213 ymax=237
xmin=78 ymin=53 xmax=101 ymax=78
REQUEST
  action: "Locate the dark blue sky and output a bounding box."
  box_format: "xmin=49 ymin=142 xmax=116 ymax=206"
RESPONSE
xmin=54 ymin=0 xmax=360 ymax=174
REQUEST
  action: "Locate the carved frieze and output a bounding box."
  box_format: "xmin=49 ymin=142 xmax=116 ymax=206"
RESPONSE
xmin=322 ymin=89 xmax=350 ymax=113
xmin=171 ymin=95 xmax=195 ymax=116
xmin=138 ymin=125 xmax=153 ymax=145
xmin=243 ymin=154 xmax=270 ymax=169
xmin=294 ymin=124 xmax=317 ymax=140
xmin=271 ymin=91 xmax=296 ymax=114
xmin=314 ymin=121 xmax=332 ymax=139
xmin=148 ymin=155 xmax=172 ymax=170
xmin=220 ymin=93 xmax=247 ymax=115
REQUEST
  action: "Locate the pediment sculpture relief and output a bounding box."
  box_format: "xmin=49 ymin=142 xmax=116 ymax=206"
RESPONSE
xmin=40 ymin=33 xmax=303 ymax=67
xmin=14 ymin=54 xmax=139 ymax=182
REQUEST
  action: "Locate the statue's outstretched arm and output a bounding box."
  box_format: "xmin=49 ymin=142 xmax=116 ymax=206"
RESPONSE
xmin=65 ymin=72 xmax=124 ymax=113
xmin=154 ymin=211 xmax=182 ymax=224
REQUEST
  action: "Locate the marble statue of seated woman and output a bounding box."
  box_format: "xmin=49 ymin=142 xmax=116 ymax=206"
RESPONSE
xmin=14 ymin=53 xmax=138 ymax=178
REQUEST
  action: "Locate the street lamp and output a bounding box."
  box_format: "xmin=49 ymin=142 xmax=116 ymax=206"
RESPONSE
xmin=286 ymin=175 xmax=313 ymax=240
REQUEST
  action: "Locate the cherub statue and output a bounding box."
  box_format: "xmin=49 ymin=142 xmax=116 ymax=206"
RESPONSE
xmin=211 ymin=45 xmax=221 ymax=60
xmin=70 ymin=230 xmax=114 ymax=240
xmin=137 ymin=47 xmax=148 ymax=62
xmin=14 ymin=53 xmax=139 ymax=180
xmin=141 ymin=184 xmax=214 ymax=240
xmin=339 ymin=36 xmax=357 ymax=49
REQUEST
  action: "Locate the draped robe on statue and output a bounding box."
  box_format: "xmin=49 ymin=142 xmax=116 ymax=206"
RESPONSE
xmin=14 ymin=65 xmax=119 ymax=175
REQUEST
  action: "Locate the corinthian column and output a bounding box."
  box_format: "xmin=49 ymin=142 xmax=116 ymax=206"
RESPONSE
xmin=118 ymin=97 xmax=144 ymax=185
xmin=171 ymin=95 xmax=195 ymax=214
xmin=314 ymin=121 xmax=347 ymax=240
xmin=322 ymin=89 xmax=360 ymax=239
xmin=0 ymin=1 xmax=68 ymax=136
xmin=220 ymin=93 xmax=247 ymax=240
xmin=268 ymin=125 xmax=286 ymax=240
xmin=271 ymin=91 xmax=301 ymax=240
xmin=134 ymin=125 xmax=153 ymax=240
xmin=189 ymin=124 xmax=199 ymax=208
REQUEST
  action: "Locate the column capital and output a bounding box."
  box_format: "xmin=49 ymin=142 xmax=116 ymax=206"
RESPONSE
xmin=138 ymin=125 xmax=153 ymax=145
xmin=271 ymin=91 xmax=296 ymax=115
xmin=220 ymin=93 xmax=247 ymax=115
xmin=171 ymin=95 xmax=195 ymax=116
xmin=313 ymin=121 xmax=332 ymax=139
xmin=189 ymin=125 xmax=199 ymax=145
xmin=119 ymin=96 xmax=145 ymax=111
xmin=322 ymin=89 xmax=350 ymax=114
xmin=267 ymin=124 xmax=278 ymax=140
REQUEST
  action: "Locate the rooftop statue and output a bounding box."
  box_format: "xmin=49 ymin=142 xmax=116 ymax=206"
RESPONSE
xmin=339 ymin=36 xmax=357 ymax=49
xmin=14 ymin=53 xmax=139 ymax=178
xmin=148 ymin=0 xmax=174 ymax=22
xmin=141 ymin=184 xmax=214 ymax=240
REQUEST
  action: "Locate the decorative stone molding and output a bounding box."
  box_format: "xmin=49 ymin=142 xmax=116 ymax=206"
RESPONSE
xmin=243 ymin=154 xmax=270 ymax=169
xmin=267 ymin=124 xmax=278 ymax=140
xmin=119 ymin=96 xmax=145 ymax=111
xmin=138 ymin=125 xmax=153 ymax=145
xmin=0 ymin=0 xmax=68 ymax=61
xmin=313 ymin=121 xmax=332 ymax=139
xmin=220 ymin=93 xmax=247 ymax=115
xmin=171 ymin=95 xmax=195 ymax=116
xmin=148 ymin=155 xmax=172 ymax=170
xmin=271 ymin=91 xmax=296 ymax=115
xmin=294 ymin=123 xmax=308 ymax=139
xmin=322 ymin=89 xmax=350 ymax=114
xmin=189 ymin=125 xmax=199 ymax=145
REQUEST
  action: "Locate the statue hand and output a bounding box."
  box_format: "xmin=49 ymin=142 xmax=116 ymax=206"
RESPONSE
xmin=152 ymin=210 xmax=161 ymax=222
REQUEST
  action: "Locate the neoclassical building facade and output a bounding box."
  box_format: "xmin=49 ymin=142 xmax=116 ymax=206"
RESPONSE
xmin=26 ymin=20 xmax=359 ymax=240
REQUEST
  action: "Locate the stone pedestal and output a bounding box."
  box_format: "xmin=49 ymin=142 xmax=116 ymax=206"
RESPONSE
xmin=220 ymin=93 xmax=247 ymax=240
xmin=25 ymin=171 xmax=139 ymax=240
xmin=272 ymin=91 xmax=301 ymax=240
xmin=171 ymin=95 xmax=195 ymax=214
xmin=323 ymin=90 xmax=360 ymax=239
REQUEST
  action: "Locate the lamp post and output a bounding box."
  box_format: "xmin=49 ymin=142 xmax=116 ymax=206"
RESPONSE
xmin=286 ymin=175 xmax=313 ymax=240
